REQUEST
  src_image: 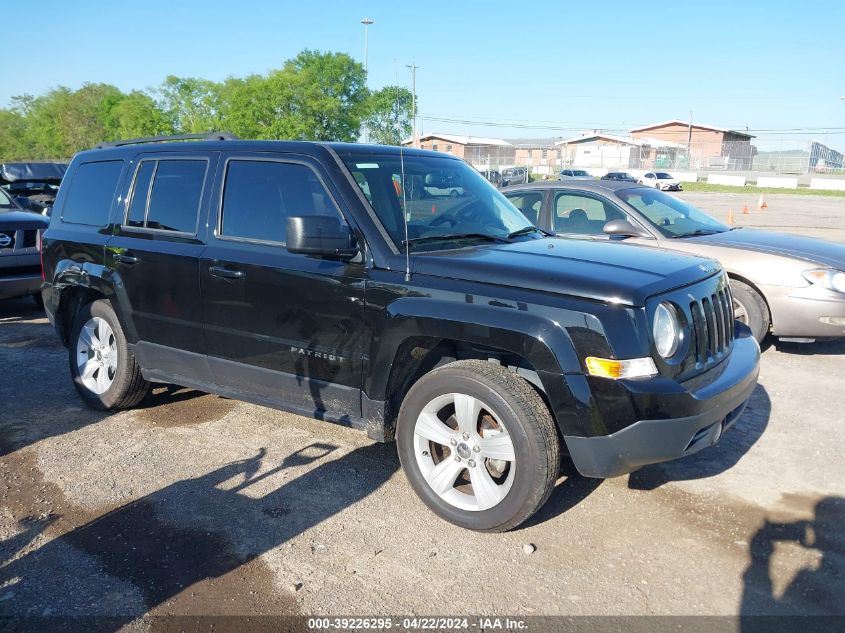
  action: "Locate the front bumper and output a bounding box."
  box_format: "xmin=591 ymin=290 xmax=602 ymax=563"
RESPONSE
xmin=0 ymin=273 xmax=42 ymax=300
xmin=565 ymin=332 xmax=760 ymax=478
xmin=764 ymin=282 xmax=845 ymax=338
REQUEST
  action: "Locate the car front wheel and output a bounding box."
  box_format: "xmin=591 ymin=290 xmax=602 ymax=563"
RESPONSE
xmin=69 ymin=299 xmax=150 ymax=410
xmin=730 ymin=280 xmax=769 ymax=342
xmin=397 ymin=360 xmax=560 ymax=532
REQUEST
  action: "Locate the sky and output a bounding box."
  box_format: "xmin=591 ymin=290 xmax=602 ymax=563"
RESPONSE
xmin=4 ymin=0 xmax=844 ymax=151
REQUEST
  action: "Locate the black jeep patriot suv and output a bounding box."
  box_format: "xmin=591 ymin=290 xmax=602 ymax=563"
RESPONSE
xmin=42 ymin=134 xmax=760 ymax=531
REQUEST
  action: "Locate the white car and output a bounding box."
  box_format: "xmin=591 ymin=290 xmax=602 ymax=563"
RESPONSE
xmin=640 ymin=171 xmax=682 ymax=191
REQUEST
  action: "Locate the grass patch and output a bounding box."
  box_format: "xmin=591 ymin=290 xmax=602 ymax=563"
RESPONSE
xmin=681 ymin=181 xmax=845 ymax=197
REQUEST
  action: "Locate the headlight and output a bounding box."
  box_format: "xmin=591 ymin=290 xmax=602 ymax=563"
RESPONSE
xmin=653 ymin=302 xmax=681 ymax=358
xmin=803 ymin=269 xmax=845 ymax=294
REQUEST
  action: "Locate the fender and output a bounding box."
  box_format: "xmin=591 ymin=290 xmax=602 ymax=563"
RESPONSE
xmin=50 ymin=257 xmax=139 ymax=346
xmin=364 ymin=296 xmax=604 ymax=437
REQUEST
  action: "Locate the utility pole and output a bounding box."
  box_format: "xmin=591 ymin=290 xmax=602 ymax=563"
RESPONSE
xmin=687 ymin=110 xmax=693 ymax=169
xmin=406 ymin=62 xmax=419 ymax=147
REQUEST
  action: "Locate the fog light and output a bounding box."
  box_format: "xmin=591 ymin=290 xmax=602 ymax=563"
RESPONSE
xmin=819 ymin=316 xmax=845 ymax=326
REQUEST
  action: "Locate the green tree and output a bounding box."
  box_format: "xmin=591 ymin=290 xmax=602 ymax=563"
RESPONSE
xmin=107 ymin=91 xmax=174 ymax=139
xmin=363 ymin=86 xmax=414 ymax=146
xmin=0 ymin=108 xmax=30 ymax=160
xmin=272 ymin=50 xmax=368 ymax=141
xmin=156 ymin=75 xmax=222 ymax=133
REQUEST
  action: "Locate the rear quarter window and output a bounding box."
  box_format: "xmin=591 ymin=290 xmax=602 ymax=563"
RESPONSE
xmin=61 ymin=160 xmax=124 ymax=226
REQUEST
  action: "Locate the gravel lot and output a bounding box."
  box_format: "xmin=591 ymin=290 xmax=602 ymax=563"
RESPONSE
xmin=1 ymin=192 xmax=844 ymax=630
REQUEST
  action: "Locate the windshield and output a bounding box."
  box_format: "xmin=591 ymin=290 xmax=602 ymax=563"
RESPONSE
xmin=339 ymin=152 xmax=534 ymax=251
xmin=0 ymin=187 xmax=17 ymax=210
xmin=573 ymin=170 xmax=589 ymax=176
xmin=616 ymin=188 xmax=729 ymax=237
xmin=656 ymin=172 xmax=674 ymax=179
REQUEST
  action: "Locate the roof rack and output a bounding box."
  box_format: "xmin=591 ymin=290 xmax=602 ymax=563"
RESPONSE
xmin=96 ymin=132 xmax=240 ymax=149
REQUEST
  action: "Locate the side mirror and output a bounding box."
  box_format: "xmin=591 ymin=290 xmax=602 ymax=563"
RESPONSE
xmin=286 ymin=216 xmax=359 ymax=258
xmin=603 ymin=219 xmax=651 ymax=239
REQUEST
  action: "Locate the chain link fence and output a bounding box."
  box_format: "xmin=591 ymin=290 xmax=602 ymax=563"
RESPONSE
xmin=457 ymin=138 xmax=844 ymax=180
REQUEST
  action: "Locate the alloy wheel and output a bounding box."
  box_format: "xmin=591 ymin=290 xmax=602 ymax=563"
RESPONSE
xmin=413 ymin=393 xmax=516 ymax=512
xmin=75 ymin=316 xmax=117 ymax=394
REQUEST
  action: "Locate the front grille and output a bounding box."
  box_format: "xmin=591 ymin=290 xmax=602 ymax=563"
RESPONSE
xmin=689 ymin=285 xmax=734 ymax=366
xmin=22 ymin=230 xmax=38 ymax=248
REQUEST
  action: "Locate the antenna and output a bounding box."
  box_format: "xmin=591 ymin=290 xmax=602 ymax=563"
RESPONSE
xmin=396 ymin=80 xmax=411 ymax=282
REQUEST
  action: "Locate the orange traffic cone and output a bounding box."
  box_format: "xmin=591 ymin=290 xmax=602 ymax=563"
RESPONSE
xmin=727 ymin=209 xmax=735 ymax=225
xmin=758 ymin=195 xmax=768 ymax=210
xmin=742 ymin=204 xmax=749 ymax=215
xmin=431 ymin=204 xmax=437 ymax=214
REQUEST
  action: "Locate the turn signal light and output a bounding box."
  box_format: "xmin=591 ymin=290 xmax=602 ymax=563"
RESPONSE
xmin=585 ymin=356 xmax=658 ymax=380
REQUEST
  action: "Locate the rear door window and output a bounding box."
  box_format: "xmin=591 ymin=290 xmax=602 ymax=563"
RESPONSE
xmin=145 ymin=160 xmax=207 ymax=233
xmin=61 ymin=160 xmax=124 ymax=226
xmin=504 ymin=191 xmax=543 ymax=225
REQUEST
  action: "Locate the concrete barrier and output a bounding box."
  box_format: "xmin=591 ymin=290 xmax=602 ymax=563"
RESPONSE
xmin=707 ymin=174 xmax=747 ymax=187
xmin=810 ymin=178 xmax=845 ymax=192
xmin=757 ymin=176 xmax=798 ymax=189
xmin=672 ymin=171 xmax=697 ymax=182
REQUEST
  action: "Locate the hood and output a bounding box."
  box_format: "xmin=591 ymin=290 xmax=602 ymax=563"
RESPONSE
xmin=413 ymin=237 xmax=719 ymax=306
xmin=0 ymin=209 xmax=50 ymax=229
xmin=687 ymin=228 xmax=845 ymax=270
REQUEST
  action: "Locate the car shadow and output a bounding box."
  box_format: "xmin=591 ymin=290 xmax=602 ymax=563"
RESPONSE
xmin=627 ymin=384 xmax=771 ymax=491
xmin=1 ymin=441 xmax=401 ymax=630
xmin=740 ymin=495 xmax=845 ymax=629
xmin=770 ymin=337 xmax=845 ymax=356
xmin=519 ymin=459 xmax=603 ymax=529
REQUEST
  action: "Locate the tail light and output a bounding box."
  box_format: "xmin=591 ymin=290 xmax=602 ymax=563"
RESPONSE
xmin=39 ymin=230 xmax=45 ymax=281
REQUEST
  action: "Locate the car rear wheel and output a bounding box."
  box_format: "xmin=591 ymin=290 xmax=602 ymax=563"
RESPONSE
xmin=69 ymin=299 xmax=150 ymax=410
xmin=397 ymin=360 xmax=560 ymax=532
xmin=730 ymin=280 xmax=769 ymax=342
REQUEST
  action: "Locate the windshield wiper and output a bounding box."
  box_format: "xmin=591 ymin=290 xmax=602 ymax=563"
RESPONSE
xmin=507 ymin=226 xmax=549 ymax=239
xmin=676 ymin=229 xmax=721 ymax=238
xmin=402 ymin=233 xmax=511 ymax=246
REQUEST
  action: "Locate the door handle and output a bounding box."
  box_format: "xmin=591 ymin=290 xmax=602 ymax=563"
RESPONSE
xmin=114 ymin=253 xmax=140 ymax=265
xmin=209 ymin=265 xmax=246 ymax=279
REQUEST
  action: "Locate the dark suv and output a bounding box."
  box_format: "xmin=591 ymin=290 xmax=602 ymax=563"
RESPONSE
xmin=42 ymin=134 xmax=760 ymax=532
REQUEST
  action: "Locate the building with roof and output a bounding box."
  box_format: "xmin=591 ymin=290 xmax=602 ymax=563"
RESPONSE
xmin=553 ymin=133 xmax=686 ymax=170
xmin=403 ymin=133 xmax=564 ymax=174
xmin=630 ymin=120 xmax=755 ymax=170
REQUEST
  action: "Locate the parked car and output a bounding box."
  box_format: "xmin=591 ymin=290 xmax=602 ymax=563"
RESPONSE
xmin=499 ymin=166 xmax=529 ymax=187
xmin=559 ymin=168 xmax=593 ymax=180
xmin=0 ymin=186 xmax=49 ymax=304
xmin=0 ymin=162 xmax=68 ymax=215
xmin=639 ymin=171 xmax=682 ymax=191
xmin=479 ymin=169 xmax=501 ymax=186
xmin=602 ymin=171 xmax=638 ymax=183
xmin=501 ymin=180 xmax=845 ymax=341
xmin=42 ymin=134 xmax=759 ymax=532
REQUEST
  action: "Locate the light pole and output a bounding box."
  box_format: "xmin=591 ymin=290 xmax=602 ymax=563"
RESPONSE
xmin=361 ymin=18 xmax=374 ymax=75
xmin=360 ymin=18 xmax=374 ymax=143
xmin=406 ymin=63 xmax=418 ymax=147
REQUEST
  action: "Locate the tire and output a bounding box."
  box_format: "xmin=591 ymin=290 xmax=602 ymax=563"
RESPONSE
xmin=449 ymin=189 xmax=460 ymax=198
xmin=396 ymin=360 xmax=560 ymax=532
xmin=69 ymin=299 xmax=150 ymax=410
xmin=730 ymin=280 xmax=769 ymax=343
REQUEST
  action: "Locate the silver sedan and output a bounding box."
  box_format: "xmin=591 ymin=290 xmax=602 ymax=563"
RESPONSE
xmin=501 ymin=181 xmax=845 ymax=342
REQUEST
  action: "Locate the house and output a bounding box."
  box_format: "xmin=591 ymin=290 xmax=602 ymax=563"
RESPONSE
xmin=630 ymin=120 xmax=755 ymax=170
xmin=403 ymin=133 xmax=512 ymax=165
xmin=553 ymin=133 xmax=685 ymax=170
xmin=402 ymin=134 xmax=564 ymax=173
